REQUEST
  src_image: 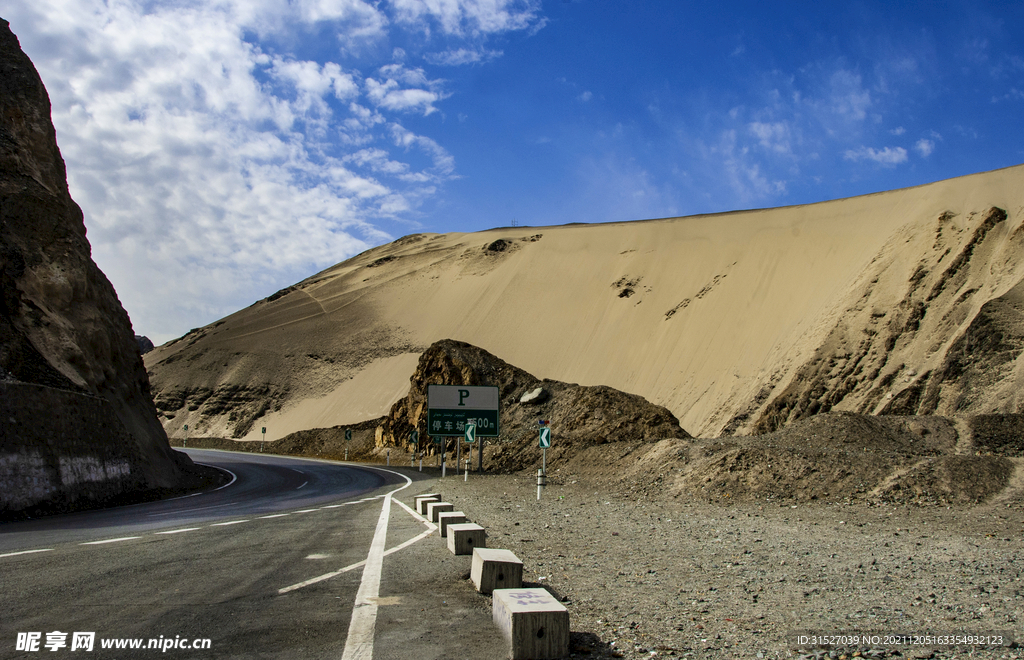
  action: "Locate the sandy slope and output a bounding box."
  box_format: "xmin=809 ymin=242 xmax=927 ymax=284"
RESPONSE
xmin=146 ymin=165 xmax=1024 ymax=442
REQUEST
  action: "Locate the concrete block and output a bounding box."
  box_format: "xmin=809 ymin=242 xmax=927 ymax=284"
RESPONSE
xmin=492 ymin=588 xmax=569 ymax=660
xmin=425 ymin=501 xmax=453 ymax=523
xmin=471 ymin=548 xmax=523 ymax=594
xmin=436 ymin=511 xmax=467 ymax=537
xmin=414 ymin=493 xmax=441 ymax=516
xmin=447 ymin=523 xmax=486 ymax=555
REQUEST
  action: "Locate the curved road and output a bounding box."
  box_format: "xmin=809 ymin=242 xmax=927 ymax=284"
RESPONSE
xmin=0 ymin=450 xmax=501 ymax=659
xmin=0 ymin=449 xmax=397 ymax=552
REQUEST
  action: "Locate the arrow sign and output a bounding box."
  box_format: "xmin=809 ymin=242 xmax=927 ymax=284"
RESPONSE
xmin=410 ymin=430 xmax=419 ymax=444
xmin=344 ymin=429 xmax=352 ymax=441
xmin=539 ymin=427 xmax=551 ymax=448
xmin=464 ymin=423 xmax=477 ymax=444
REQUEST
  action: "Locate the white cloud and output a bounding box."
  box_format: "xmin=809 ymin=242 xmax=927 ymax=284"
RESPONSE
xmin=748 ymin=121 xmax=791 ymax=154
xmin=365 ymin=64 xmax=448 ymax=115
xmin=389 ymin=0 xmax=544 ymax=37
xmin=578 ymin=91 xmax=593 ymax=102
xmin=843 ymin=145 xmax=908 ymax=165
xmin=425 ymin=47 xmax=503 ymax=65
xmin=4 ymin=0 xmax=485 ymax=342
xmin=890 ymin=126 xmax=906 ymax=135
xmin=914 ymin=138 xmax=935 ymax=158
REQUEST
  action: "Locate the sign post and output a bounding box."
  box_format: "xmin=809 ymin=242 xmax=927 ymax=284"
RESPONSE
xmin=261 ymin=426 xmax=266 ymax=453
xmin=464 ymin=422 xmax=476 ymax=480
xmin=538 ymin=423 xmax=551 ymax=500
xmin=183 ymin=424 xmax=188 ymax=449
xmin=410 ymin=430 xmax=419 ymax=468
xmin=345 ymin=429 xmax=352 ymax=461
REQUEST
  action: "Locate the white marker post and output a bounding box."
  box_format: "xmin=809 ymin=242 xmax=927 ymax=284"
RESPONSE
xmin=183 ymin=424 xmax=188 ymax=449
xmin=538 ymin=426 xmax=551 ymax=500
xmin=464 ymin=422 xmax=476 ymax=481
xmin=345 ymin=429 xmax=352 ymax=461
xmin=261 ymin=426 xmax=266 ymax=453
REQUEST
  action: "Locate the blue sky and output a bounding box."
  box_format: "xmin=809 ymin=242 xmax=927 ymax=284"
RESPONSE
xmin=5 ymin=1 xmax=1024 ymax=344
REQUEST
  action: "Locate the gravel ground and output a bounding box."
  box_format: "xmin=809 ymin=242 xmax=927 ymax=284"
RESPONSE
xmin=429 ymin=470 xmax=1024 ymax=660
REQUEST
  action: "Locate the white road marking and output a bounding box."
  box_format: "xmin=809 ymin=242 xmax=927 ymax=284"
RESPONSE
xmin=147 ymin=501 xmax=240 ymax=517
xmin=81 ymin=537 xmax=141 ymax=545
xmin=278 ymin=527 xmax=434 ymax=594
xmin=260 ymin=513 xmax=290 ymax=519
xmin=155 ymin=528 xmax=201 ymax=535
xmin=294 ymin=508 xmax=318 ymax=513
xmin=210 ymin=520 xmax=249 ymax=526
xmin=297 ymin=481 xmax=308 ymax=490
xmin=340 ymin=469 xmax=412 ymax=660
xmin=0 ymin=548 xmax=54 ymax=558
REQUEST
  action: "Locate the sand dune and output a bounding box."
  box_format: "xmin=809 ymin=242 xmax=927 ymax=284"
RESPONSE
xmin=146 ymin=164 xmax=1024 ymax=442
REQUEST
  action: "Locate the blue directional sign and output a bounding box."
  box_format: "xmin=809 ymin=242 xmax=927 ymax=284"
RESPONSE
xmin=539 ymin=427 xmax=551 ymax=448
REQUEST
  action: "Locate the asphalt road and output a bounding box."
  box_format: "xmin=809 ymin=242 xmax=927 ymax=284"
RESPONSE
xmin=0 ymin=450 xmax=503 ymax=659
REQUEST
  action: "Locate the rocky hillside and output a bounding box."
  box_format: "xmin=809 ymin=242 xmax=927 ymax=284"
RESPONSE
xmin=0 ymin=20 xmax=208 ymax=518
xmin=374 ymin=339 xmax=688 ymax=470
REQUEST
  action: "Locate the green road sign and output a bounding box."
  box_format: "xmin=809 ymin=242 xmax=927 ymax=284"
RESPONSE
xmin=411 ymin=430 xmax=419 ymax=443
xmin=345 ymin=429 xmax=352 ymax=441
xmin=262 ymin=427 xmax=266 ymax=434
xmin=433 ymin=436 xmax=441 ymax=444
xmin=539 ymin=427 xmax=551 ymax=448
xmin=427 ymin=384 xmax=500 ymax=437
xmin=464 ymin=423 xmax=476 ymax=444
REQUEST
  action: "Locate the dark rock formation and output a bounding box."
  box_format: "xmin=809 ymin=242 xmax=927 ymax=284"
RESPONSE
xmin=0 ymin=19 xmax=208 ymax=518
xmin=375 ymin=339 xmax=688 ymax=471
xmin=136 ymin=335 xmax=155 ymax=355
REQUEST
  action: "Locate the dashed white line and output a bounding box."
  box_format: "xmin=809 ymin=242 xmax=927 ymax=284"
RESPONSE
xmin=259 ymin=513 xmax=290 ymax=519
xmin=294 ymin=509 xmax=318 ymax=513
xmin=210 ymin=520 xmax=249 ymax=526
xmin=81 ymin=537 xmax=141 ymax=545
xmin=0 ymin=549 xmax=54 ymax=558
xmin=296 ymin=481 xmax=308 ymax=490
xmin=155 ymin=528 xmax=201 ymax=535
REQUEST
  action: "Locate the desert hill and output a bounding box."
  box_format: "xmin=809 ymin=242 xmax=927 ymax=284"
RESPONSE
xmin=147 ymin=163 xmax=1024 ymax=445
xmin=0 ymin=20 xmax=210 ymax=517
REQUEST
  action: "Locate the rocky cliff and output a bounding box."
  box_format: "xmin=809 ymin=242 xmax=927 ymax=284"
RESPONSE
xmin=0 ymin=19 xmax=206 ymax=517
xmin=375 ymin=339 xmax=689 ymax=471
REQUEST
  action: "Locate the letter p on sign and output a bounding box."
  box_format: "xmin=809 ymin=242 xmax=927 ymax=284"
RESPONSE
xmin=458 ymin=389 xmax=470 ymax=406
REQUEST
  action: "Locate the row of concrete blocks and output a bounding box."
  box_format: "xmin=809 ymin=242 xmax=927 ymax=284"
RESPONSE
xmin=414 ymin=493 xmax=569 ymax=660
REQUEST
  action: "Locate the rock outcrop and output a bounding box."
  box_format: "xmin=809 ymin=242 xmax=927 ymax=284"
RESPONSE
xmin=0 ymin=19 xmax=206 ymax=518
xmin=375 ymin=339 xmax=689 ymax=470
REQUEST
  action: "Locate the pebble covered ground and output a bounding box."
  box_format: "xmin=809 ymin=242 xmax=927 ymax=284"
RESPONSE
xmin=433 ymin=470 xmax=1023 ymax=660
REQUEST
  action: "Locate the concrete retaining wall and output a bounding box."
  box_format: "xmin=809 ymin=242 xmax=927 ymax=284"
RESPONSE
xmin=1 ymin=382 xmax=150 ymax=515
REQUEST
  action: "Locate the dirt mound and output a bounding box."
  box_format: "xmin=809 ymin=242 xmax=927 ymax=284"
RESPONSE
xmin=673 ymin=413 xmax=1013 ymax=505
xmin=969 ymin=413 xmax=1024 ymax=456
xmin=374 ymin=339 xmax=688 ymax=469
xmin=530 ymin=411 xmax=1015 ymax=506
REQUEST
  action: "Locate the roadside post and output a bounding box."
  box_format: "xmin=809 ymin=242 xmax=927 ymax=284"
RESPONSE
xmin=538 ymin=422 xmax=551 ymax=500
xmin=345 ymin=429 xmax=352 ymax=461
xmin=464 ymin=422 xmax=476 ymax=481
xmin=261 ymin=426 xmax=266 ymax=453
xmin=411 ymin=430 xmax=420 ymax=469
xmin=183 ymin=424 xmax=188 ymax=449
xmin=387 ymin=449 xmax=390 ymax=466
